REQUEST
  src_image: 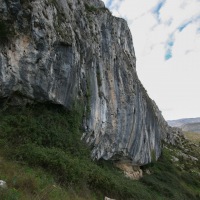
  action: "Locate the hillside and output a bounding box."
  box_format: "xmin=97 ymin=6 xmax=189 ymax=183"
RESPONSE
xmin=0 ymin=104 xmax=200 ymax=199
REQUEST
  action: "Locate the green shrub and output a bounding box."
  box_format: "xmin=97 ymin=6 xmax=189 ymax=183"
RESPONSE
xmin=84 ymin=4 xmax=110 ymax=13
xmin=141 ymin=147 xmax=200 ymax=200
xmin=0 ymin=22 xmax=8 ymax=38
xmin=0 ymin=188 xmax=21 ymax=200
xmin=85 ymin=4 xmax=98 ymax=13
xmin=0 ymin=103 xmax=89 ymax=157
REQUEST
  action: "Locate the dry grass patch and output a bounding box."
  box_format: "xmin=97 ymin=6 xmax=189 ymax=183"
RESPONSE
xmin=184 ymin=131 xmax=200 ymax=144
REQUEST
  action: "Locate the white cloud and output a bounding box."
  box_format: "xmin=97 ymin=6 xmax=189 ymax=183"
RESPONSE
xmin=173 ymin=22 xmax=200 ymax=56
xmin=102 ymin=0 xmax=200 ymax=120
xmin=119 ymin=0 xmax=159 ymax=19
xmin=160 ymin=0 xmax=200 ymax=28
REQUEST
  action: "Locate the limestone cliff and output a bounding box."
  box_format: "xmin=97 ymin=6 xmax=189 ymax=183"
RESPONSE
xmin=0 ymin=0 xmax=180 ymax=165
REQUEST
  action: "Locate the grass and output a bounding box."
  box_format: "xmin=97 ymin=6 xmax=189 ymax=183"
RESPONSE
xmin=184 ymin=131 xmax=200 ymax=144
xmin=0 ymin=155 xmax=64 ymax=200
xmin=0 ymin=103 xmax=200 ymax=199
xmin=0 ymin=155 xmax=98 ymax=200
xmin=141 ymin=148 xmax=200 ymax=200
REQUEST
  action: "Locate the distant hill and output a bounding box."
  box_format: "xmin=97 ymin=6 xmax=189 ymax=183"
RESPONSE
xmin=168 ymin=117 xmax=200 ymax=127
xmin=182 ymin=122 xmax=200 ymax=133
xmin=167 ymin=117 xmax=200 ymax=133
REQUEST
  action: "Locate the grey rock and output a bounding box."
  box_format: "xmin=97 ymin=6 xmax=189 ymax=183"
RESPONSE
xmin=0 ymin=0 xmax=181 ymax=165
xmin=105 ymin=197 xmax=115 ymax=200
xmin=171 ymin=156 xmax=179 ymax=162
xmin=0 ymin=180 xmax=7 ymax=189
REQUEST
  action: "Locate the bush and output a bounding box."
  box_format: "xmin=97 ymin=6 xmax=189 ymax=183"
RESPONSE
xmin=85 ymin=4 xmax=98 ymax=13
xmin=85 ymin=4 xmax=109 ymax=13
xmin=0 ymin=22 xmax=8 ymax=37
xmin=0 ymin=103 xmax=89 ymax=157
xmin=0 ymin=188 xmax=21 ymax=200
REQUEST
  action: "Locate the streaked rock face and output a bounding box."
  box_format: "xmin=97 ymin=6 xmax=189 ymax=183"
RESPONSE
xmin=0 ymin=0 xmax=178 ymax=165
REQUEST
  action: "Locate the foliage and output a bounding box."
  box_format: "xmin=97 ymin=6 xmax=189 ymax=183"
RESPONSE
xmin=0 ymin=22 xmax=8 ymax=38
xmin=0 ymin=103 xmax=88 ymax=157
xmin=85 ymin=4 xmax=98 ymax=13
xmin=141 ymin=148 xmax=200 ymax=200
xmin=85 ymin=4 xmax=110 ymax=13
xmin=0 ymin=103 xmax=200 ymax=199
xmin=0 ymin=20 xmax=15 ymax=43
xmin=0 ymin=155 xmax=97 ymax=200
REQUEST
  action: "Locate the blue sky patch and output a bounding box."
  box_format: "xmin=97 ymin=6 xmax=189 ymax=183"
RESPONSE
xmin=167 ymin=34 xmax=174 ymax=47
xmin=152 ymin=0 xmax=166 ymax=21
xmin=106 ymin=0 xmax=112 ymax=7
xmin=178 ymin=15 xmax=200 ymax=32
xmin=178 ymin=21 xmax=192 ymax=32
xmin=153 ymin=1 xmax=164 ymax=14
xmin=165 ymin=49 xmax=172 ymax=60
xmin=164 ymin=34 xmax=174 ymax=60
xmin=168 ymin=40 xmax=174 ymax=47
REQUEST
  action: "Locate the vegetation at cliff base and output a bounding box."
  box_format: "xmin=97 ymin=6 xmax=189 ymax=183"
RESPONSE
xmin=0 ymin=103 xmax=200 ymax=200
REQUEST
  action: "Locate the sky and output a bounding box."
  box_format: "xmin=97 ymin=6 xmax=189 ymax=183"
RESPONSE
xmin=102 ymin=0 xmax=200 ymax=120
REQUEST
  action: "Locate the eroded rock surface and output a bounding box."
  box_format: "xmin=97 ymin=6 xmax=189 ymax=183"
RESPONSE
xmin=0 ymin=0 xmax=180 ymax=165
xmin=115 ymin=162 xmax=143 ymax=180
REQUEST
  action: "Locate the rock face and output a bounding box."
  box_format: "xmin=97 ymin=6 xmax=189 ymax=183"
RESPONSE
xmin=0 ymin=0 xmax=178 ymax=165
